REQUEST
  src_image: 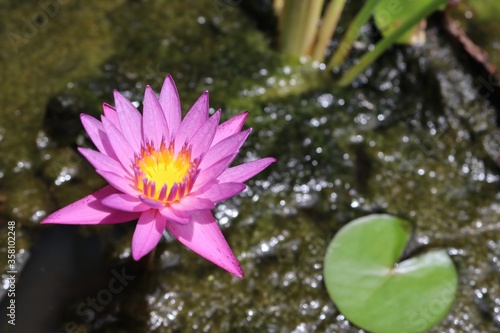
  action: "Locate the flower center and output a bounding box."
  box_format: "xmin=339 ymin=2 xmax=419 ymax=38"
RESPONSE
xmin=133 ymin=141 xmax=199 ymax=204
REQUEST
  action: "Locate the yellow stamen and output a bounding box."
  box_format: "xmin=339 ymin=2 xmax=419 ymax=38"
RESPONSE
xmin=133 ymin=141 xmax=198 ymax=204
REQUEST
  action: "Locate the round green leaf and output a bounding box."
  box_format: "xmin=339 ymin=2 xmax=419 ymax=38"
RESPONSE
xmin=323 ymin=214 xmax=457 ymax=333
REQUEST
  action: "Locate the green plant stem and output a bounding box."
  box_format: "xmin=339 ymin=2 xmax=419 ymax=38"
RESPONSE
xmin=279 ymin=0 xmax=300 ymax=54
xmin=337 ymin=0 xmax=448 ymax=86
xmin=311 ymin=0 xmax=347 ymax=61
xmin=279 ymin=0 xmax=324 ymax=56
xmin=274 ymin=0 xmax=285 ymax=17
xmin=290 ymin=0 xmax=311 ymax=54
xmin=297 ymin=0 xmax=324 ymax=56
xmin=327 ymin=0 xmax=379 ymax=70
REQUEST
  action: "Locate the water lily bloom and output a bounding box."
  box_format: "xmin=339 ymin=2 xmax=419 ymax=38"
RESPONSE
xmin=42 ymin=75 xmax=275 ymax=278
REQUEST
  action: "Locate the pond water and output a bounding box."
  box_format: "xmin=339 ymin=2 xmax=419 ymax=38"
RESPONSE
xmin=0 ymin=1 xmax=499 ymax=332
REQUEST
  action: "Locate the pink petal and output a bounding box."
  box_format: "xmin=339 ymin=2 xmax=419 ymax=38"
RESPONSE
xmin=218 ymin=157 xmax=276 ymax=183
xmin=196 ymin=182 xmax=246 ymax=203
xmin=192 ymin=154 xmax=236 ymax=191
xmin=102 ymin=103 xmax=120 ymax=129
xmin=80 ymin=114 xmax=117 ymax=160
xmin=80 ymin=114 xmax=105 ymax=152
xmin=41 ymin=185 xmax=140 ymax=225
xmin=114 ymin=90 xmax=143 ymax=152
xmin=212 ymin=112 xmax=249 ymax=147
xmin=199 ymin=129 xmax=251 ymax=170
xmin=102 ymin=117 xmax=136 ymax=171
xmin=142 ymin=85 xmax=169 ymax=148
xmin=189 ymin=109 xmax=220 ymax=159
xmin=78 ymin=147 xmax=127 ymax=176
xmin=160 ymin=206 xmax=192 ymax=224
xmin=159 ymin=75 xmax=182 ymax=137
xmin=139 ymin=196 xmax=165 ymax=209
xmin=132 ymin=210 xmax=166 ymax=260
xmin=174 ymin=91 xmax=209 ymax=154
xmin=95 ymin=170 xmax=137 ymax=196
xmin=165 ymin=210 xmax=243 ymax=278
xmin=170 ymin=196 xmax=215 ymax=212
xmin=101 ymin=193 xmax=150 ymax=212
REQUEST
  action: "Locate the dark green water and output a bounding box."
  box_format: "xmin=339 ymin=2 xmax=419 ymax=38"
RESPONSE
xmin=0 ymin=0 xmax=499 ymax=332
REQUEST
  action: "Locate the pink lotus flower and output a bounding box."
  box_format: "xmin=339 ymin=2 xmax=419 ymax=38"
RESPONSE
xmin=42 ymin=75 xmax=275 ymax=278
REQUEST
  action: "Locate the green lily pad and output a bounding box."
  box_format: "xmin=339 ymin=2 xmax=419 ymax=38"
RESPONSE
xmin=323 ymin=214 xmax=457 ymax=333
